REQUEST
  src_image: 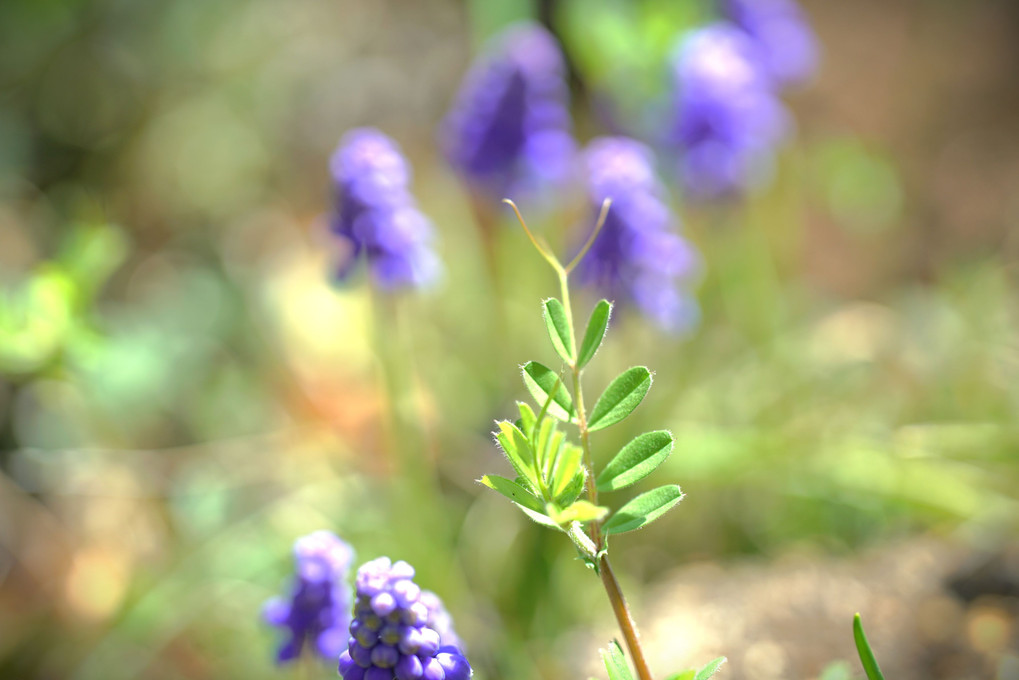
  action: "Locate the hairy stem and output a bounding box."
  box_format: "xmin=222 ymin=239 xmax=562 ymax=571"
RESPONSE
xmin=600 ymin=555 xmax=654 ymax=680
xmin=559 ymin=270 xmax=652 ymax=680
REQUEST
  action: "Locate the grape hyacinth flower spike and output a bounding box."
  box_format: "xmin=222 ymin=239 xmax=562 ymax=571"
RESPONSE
xmin=329 ymin=128 xmax=441 ymax=289
xmin=441 ymin=21 xmax=574 ymax=204
xmin=669 ymin=24 xmax=788 ymax=199
xmin=576 ymin=136 xmax=700 ymax=334
xmin=721 ymin=0 xmax=818 ymax=88
xmin=338 ymin=557 xmax=471 ymax=680
xmin=262 ymin=531 xmax=355 ymax=664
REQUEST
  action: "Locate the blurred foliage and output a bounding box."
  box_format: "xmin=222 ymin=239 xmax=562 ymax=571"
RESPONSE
xmin=1 ymin=1 xmax=1017 ymax=680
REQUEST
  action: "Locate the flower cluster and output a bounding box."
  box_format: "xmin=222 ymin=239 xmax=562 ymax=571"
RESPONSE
xmin=669 ymin=24 xmax=789 ymax=199
xmin=441 ymin=22 xmax=574 ymax=203
xmin=262 ymin=531 xmax=355 ymax=664
xmin=329 ymin=128 xmax=440 ymax=289
xmin=576 ymin=137 xmax=699 ymax=333
xmin=338 ymin=557 xmax=471 ymax=680
xmin=721 ymin=0 xmax=818 ymax=87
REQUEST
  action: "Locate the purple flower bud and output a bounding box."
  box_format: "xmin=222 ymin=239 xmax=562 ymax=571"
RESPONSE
xmin=395 ymin=654 xmax=423 ymax=680
xmin=442 ymin=22 xmax=575 ymax=202
xmin=670 ymin=24 xmax=788 ymax=199
xmin=419 ymin=590 xmax=463 ymax=649
xmin=329 ymin=128 xmax=440 ymax=289
xmin=437 ymin=646 xmax=472 ymax=680
xmin=263 ymin=531 xmax=355 ymax=665
xmin=365 ymin=667 xmax=395 ymax=680
xmin=422 ymin=658 xmax=446 ymax=680
xmin=721 ymin=0 xmax=818 ymax=87
xmin=576 ymin=137 xmax=700 ymax=334
xmin=340 ymin=557 xmax=472 ymax=679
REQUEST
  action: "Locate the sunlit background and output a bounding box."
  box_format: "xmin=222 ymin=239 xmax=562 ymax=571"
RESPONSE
xmin=1 ymin=1 xmax=1018 ymax=679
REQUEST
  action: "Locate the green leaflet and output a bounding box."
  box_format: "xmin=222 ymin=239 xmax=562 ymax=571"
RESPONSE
xmin=603 ymin=484 xmax=684 ymax=535
xmin=588 ymin=366 xmax=652 ymax=431
xmin=597 ymin=431 xmax=675 ymax=492
xmin=522 ymin=361 xmax=575 ymax=422
xmin=547 ymin=499 xmax=608 ymax=525
xmin=517 ymin=401 xmax=537 ymax=439
xmin=543 ymin=298 xmax=575 ymax=364
xmin=495 ymin=420 xmax=539 ymax=492
xmin=578 ymin=299 xmax=612 ymax=369
xmin=480 ymin=475 xmax=543 ymax=513
xmin=694 ymin=657 xmax=727 ymax=680
xmin=600 ymin=640 xmax=635 ymax=680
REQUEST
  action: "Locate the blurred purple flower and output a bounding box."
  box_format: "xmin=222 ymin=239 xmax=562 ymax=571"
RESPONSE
xmin=721 ymin=0 xmax=818 ymax=87
xmin=441 ymin=22 xmax=574 ymax=202
xmin=329 ymin=128 xmax=440 ymax=289
xmin=670 ymin=24 xmax=789 ymax=199
xmin=338 ymin=556 xmax=471 ymax=680
xmin=263 ymin=531 xmax=355 ymax=664
xmin=576 ymin=137 xmax=700 ymax=334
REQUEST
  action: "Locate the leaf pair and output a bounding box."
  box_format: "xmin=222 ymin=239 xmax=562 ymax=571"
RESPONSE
xmin=523 ymin=362 xmax=653 ymax=432
xmin=544 ymin=298 xmax=612 ymax=369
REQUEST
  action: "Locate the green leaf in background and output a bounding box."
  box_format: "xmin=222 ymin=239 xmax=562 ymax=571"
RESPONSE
xmin=603 ymin=484 xmax=684 ymax=535
xmin=694 ymin=657 xmax=727 ymax=680
xmin=664 ymin=672 xmax=695 ymax=680
xmin=547 ymin=500 xmax=608 ymax=525
xmin=601 ymin=640 xmax=635 ymax=680
xmin=522 ymin=361 xmax=575 ymax=422
xmin=853 ymin=614 xmax=886 ymax=680
xmin=543 ymin=297 xmax=575 ymax=364
xmin=588 ymin=366 xmax=652 ymax=431
xmin=578 ymin=299 xmax=612 ymax=369
xmin=495 ymin=421 xmax=539 ymax=492
xmin=597 ymin=430 xmax=675 ymax=492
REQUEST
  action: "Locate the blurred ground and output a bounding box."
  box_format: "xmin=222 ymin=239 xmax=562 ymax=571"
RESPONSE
xmin=1 ymin=0 xmax=1018 ymax=679
xmin=630 ymin=537 xmax=1019 ymax=680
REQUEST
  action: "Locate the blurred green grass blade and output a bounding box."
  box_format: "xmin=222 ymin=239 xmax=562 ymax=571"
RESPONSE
xmin=853 ymin=613 xmax=886 ymax=680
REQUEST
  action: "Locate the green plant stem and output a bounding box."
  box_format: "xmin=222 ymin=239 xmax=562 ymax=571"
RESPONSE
xmin=600 ymin=554 xmax=654 ymax=680
xmin=507 ymin=198 xmax=653 ymax=680
xmin=558 ymin=269 xmax=653 ymax=680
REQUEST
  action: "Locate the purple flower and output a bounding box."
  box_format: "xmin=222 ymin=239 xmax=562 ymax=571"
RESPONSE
xmin=441 ymin=22 xmax=574 ymax=202
xmin=669 ymin=24 xmax=789 ymax=199
xmin=576 ymin=137 xmax=699 ymax=334
xmin=263 ymin=531 xmax=355 ymax=664
xmin=329 ymin=128 xmax=440 ymax=289
xmin=721 ymin=0 xmax=818 ymax=87
xmin=338 ymin=557 xmax=471 ymax=680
